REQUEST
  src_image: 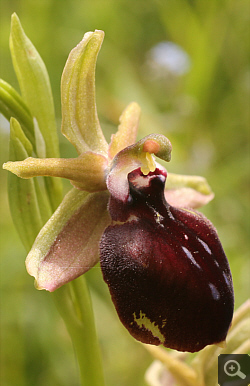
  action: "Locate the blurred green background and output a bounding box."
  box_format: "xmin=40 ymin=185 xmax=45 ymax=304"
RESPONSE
xmin=0 ymin=0 xmax=249 ymax=385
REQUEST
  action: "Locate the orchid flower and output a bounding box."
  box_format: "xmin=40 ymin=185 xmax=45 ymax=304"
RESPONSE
xmin=2 ymin=14 xmax=234 ymax=353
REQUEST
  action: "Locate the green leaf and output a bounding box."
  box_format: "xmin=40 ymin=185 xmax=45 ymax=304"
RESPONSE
xmin=10 ymin=13 xmax=63 ymax=210
xmin=25 ymin=188 xmax=111 ymax=291
xmin=10 ymin=13 xmax=59 ymax=158
xmin=33 ymin=118 xmax=46 ymax=158
xmin=0 ymin=79 xmax=35 ymax=148
xmin=8 ymin=118 xmax=52 ymax=251
xmin=61 ymin=30 xmax=108 ymax=156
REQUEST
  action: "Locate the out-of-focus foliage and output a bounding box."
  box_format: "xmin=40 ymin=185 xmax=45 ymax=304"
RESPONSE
xmin=0 ymin=0 xmax=249 ymax=385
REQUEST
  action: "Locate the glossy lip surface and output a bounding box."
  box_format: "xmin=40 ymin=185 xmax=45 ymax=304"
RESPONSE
xmin=100 ymin=168 xmax=234 ymax=352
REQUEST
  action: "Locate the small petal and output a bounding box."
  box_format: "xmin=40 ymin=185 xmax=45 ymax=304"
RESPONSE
xmin=3 ymin=152 xmax=108 ymax=192
xmin=26 ymin=188 xmax=111 ymax=291
xmin=108 ymin=102 xmax=141 ymax=158
xmin=165 ymin=172 xmax=214 ymax=208
xmin=166 ymin=172 xmax=213 ymax=196
xmin=61 ymin=30 xmax=108 ymax=155
xmin=165 ymin=187 xmax=214 ymax=209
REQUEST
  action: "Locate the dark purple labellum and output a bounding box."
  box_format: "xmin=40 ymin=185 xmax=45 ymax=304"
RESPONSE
xmin=100 ymin=168 xmax=234 ymax=352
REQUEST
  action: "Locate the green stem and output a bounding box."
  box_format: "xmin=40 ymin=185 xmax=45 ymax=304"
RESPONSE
xmin=52 ymin=276 xmax=105 ymax=386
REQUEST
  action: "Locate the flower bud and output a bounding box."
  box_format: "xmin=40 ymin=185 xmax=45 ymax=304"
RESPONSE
xmin=100 ymin=167 xmax=234 ymax=352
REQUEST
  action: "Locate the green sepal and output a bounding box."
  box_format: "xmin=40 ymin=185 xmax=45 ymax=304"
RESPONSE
xmin=25 ymin=188 xmax=111 ymax=291
xmin=8 ymin=118 xmax=52 ymax=251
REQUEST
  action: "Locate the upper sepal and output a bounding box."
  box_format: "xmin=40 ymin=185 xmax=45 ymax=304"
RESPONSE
xmin=61 ymin=30 xmax=108 ymax=156
xmin=100 ymin=168 xmax=234 ymax=352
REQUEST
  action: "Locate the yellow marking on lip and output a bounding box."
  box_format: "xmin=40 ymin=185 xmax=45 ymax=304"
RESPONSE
xmin=133 ymin=310 xmax=165 ymax=343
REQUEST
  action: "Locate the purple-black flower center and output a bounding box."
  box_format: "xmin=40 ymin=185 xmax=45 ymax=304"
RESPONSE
xmin=100 ymin=167 xmax=234 ymax=352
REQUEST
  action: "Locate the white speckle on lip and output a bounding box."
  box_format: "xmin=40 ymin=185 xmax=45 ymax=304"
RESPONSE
xmin=133 ymin=310 xmax=165 ymax=343
xmin=182 ymin=246 xmax=201 ymax=269
xmin=209 ymin=283 xmax=220 ymax=301
xmin=198 ymin=238 xmax=212 ymax=255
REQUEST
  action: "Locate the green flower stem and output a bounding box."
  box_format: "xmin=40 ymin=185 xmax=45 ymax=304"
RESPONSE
xmin=52 ymin=275 xmax=105 ymax=386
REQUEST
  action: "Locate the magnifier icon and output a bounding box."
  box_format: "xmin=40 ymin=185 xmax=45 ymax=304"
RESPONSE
xmin=224 ymin=359 xmax=246 ymax=379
